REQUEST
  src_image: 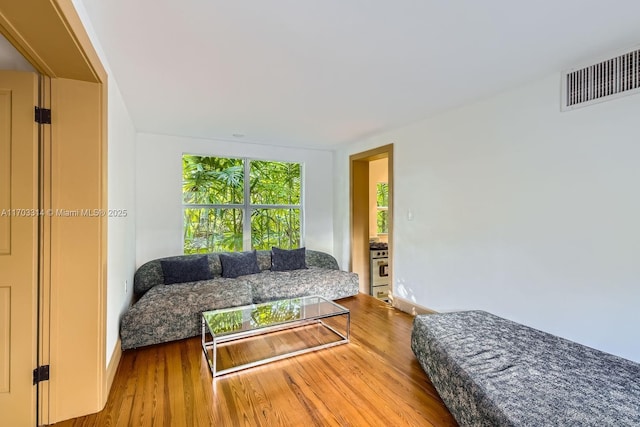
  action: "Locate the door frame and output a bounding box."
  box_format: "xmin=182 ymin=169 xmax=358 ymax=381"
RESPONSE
xmin=0 ymin=0 xmax=108 ymax=423
xmin=349 ymin=144 xmax=394 ymax=299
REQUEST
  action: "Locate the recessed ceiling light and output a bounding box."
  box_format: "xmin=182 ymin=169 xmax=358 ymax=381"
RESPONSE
xmin=232 ymin=133 xmax=245 ymax=138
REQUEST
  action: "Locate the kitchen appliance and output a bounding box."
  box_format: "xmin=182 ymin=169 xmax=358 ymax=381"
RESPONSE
xmin=370 ymin=246 xmax=390 ymax=302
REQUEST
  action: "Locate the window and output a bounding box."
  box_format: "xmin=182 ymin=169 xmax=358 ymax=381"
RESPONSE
xmin=182 ymin=155 xmax=302 ymax=253
xmin=376 ymin=182 xmax=388 ymax=235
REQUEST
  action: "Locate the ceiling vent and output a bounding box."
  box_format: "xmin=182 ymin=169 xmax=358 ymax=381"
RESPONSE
xmin=562 ymin=46 xmax=640 ymax=111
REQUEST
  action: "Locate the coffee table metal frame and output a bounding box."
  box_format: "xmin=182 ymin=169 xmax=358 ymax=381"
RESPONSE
xmin=201 ymin=295 xmax=350 ymax=378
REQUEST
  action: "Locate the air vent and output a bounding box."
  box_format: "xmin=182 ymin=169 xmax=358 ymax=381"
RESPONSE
xmin=562 ymin=46 xmax=640 ymax=110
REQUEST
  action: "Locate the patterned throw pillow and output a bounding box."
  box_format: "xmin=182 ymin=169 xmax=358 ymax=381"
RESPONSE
xmin=160 ymin=255 xmax=213 ymax=285
xmin=219 ymin=250 xmax=261 ymax=278
xmin=271 ymin=247 xmax=308 ymax=271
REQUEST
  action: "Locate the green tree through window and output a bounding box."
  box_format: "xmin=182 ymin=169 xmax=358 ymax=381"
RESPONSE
xmin=376 ymin=182 xmax=389 ymax=234
xmin=182 ymin=155 xmax=302 ymax=253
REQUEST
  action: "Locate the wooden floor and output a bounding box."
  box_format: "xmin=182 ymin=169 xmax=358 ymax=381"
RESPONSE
xmin=53 ymin=294 xmax=457 ymax=427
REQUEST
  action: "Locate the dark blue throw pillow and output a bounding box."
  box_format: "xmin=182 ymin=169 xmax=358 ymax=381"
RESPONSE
xmin=160 ymin=255 xmax=213 ymax=285
xmin=219 ymin=250 xmax=261 ymax=278
xmin=271 ymin=247 xmax=307 ymax=271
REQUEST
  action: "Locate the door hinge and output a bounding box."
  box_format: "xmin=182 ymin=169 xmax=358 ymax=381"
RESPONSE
xmin=33 ymin=365 xmax=50 ymax=385
xmin=34 ymin=106 xmax=51 ymax=124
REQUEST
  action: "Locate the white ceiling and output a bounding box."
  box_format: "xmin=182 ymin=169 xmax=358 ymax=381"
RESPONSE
xmin=78 ymin=0 xmax=640 ymax=149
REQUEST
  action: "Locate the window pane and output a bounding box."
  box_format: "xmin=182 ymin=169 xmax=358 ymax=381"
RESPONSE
xmin=377 ymin=209 xmax=388 ymax=234
xmin=251 ymin=208 xmax=300 ymax=250
xmin=250 ymin=161 xmax=301 ymax=205
xmin=376 ymin=182 xmax=388 ymax=207
xmin=184 ymin=208 xmax=243 ymax=253
xmin=182 ymin=155 xmax=244 ymax=204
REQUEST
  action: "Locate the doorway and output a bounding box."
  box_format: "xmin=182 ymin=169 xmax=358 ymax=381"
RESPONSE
xmin=349 ymin=144 xmax=393 ymax=301
xmin=0 ymin=1 xmax=109 ymax=424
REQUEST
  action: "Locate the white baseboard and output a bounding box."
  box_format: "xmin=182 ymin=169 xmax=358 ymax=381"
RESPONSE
xmin=391 ymin=295 xmax=437 ymax=316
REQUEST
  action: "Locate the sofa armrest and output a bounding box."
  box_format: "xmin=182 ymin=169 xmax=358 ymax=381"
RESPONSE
xmin=305 ymin=250 xmax=339 ymax=270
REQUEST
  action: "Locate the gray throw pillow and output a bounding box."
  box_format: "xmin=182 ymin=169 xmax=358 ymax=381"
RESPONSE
xmin=160 ymin=255 xmax=213 ymax=285
xmin=271 ymin=247 xmax=308 ymax=271
xmin=219 ymin=250 xmax=261 ymax=278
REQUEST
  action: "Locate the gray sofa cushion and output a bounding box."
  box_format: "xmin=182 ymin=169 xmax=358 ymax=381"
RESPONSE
xmin=219 ymin=250 xmax=260 ymax=278
xmin=271 ymin=247 xmax=307 ymax=271
xmin=245 ymin=267 xmax=359 ymax=303
xmin=160 ymin=255 xmax=212 ymax=284
xmin=411 ymin=310 xmax=640 ymax=427
xmin=120 ymin=278 xmax=252 ymax=350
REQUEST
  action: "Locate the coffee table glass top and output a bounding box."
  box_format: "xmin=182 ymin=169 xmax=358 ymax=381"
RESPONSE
xmin=202 ymin=295 xmax=348 ymax=337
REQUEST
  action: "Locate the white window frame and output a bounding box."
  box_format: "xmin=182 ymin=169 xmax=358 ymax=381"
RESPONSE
xmin=182 ymin=154 xmax=305 ymax=252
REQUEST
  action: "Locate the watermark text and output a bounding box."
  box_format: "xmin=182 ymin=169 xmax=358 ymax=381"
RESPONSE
xmin=1 ymin=208 xmax=128 ymax=218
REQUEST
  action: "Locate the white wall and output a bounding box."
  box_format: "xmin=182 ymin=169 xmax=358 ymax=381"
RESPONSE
xmin=335 ymin=72 xmax=640 ymax=362
xmin=136 ymin=133 xmax=335 ymax=267
xmin=74 ymin=0 xmax=138 ymax=363
xmin=104 ymin=83 xmax=137 ymax=360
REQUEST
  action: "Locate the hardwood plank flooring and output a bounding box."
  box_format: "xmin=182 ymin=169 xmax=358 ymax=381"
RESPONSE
xmin=52 ymin=293 xmax=457 ymax=426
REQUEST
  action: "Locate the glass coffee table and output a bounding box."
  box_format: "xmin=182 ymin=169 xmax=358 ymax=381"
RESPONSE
xmin=201 ymin=295 xmax=350 ymax=377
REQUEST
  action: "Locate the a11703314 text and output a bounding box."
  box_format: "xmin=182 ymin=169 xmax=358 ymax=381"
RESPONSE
xmin=1 ymin=208 xmax=127 ymax=217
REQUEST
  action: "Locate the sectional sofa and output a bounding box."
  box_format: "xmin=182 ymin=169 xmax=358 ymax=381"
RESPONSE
xmin=120 ymin=249 xmax=359 ymax=350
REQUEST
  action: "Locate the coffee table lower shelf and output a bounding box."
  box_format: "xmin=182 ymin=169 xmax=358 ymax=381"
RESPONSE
xmin=201 ymin=297 xmax=350 ymax=378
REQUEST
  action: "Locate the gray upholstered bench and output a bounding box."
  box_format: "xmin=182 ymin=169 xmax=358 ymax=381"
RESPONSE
xmin=411 ymin=310 xmax=640 ymax=426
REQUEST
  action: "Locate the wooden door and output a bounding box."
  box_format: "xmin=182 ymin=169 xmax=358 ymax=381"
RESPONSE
xmin=0 ymin=70 xmax=39 ymax=426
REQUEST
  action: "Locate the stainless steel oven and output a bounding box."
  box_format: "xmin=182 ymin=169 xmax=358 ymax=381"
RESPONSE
xmin=370 ymin=248 xmax=390 ymax=302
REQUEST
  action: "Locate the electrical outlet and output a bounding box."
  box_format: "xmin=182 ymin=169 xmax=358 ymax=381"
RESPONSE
xmin=124 ymin=279 xmax=128 ymax=293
